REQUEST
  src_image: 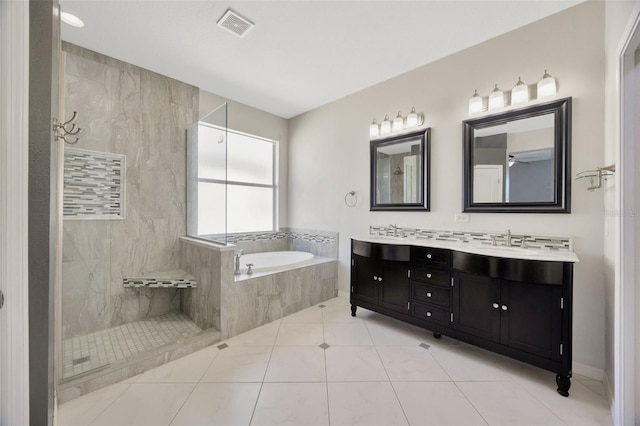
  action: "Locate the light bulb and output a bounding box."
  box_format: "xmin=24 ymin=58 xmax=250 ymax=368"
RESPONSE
xmin=392 ymin=111 xmax=404 ymax=132
xmin=488 ymin=84 xmax=505 ymax=111
xmin=537 ymin=69 xmax=557 ymax=98
xmin=380 ymin=115 xmax=391 ymax=135
xmin=407 ymin=107 xmax=419 ymax=128
xmin=369 ymin=118 xmax=379 ymax=138
xmin=468 ymin=90 xmax=483 ymax=115
xmin=511 ymin=77 xmax=529 ymax=105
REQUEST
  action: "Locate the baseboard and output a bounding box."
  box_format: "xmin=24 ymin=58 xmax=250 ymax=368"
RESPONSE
xmin=603 ymin=371 xmax=614 ymax=410
xmin=573 ymin=361 xmax=604 ymax=381
xmin=337 ymin=290 xmax=349 ymax=299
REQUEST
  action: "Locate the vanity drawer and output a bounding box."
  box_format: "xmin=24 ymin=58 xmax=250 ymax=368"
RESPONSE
xmin=411 ymin=283 xmax=450 ymax=307
xmin=411 ymin=246 xmax=451 ymax=266
xmin=410 ymin=266 xmax=450 ymax=286
xmin=411 ymin=302 xmax=450 ymax=327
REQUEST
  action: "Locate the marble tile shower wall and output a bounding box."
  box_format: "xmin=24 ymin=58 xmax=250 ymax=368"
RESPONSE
xmin=61 ymin=42 xmax=198 ymax=339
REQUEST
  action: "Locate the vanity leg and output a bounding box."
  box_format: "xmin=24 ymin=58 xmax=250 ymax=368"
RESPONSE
xmin=433 ymin=332 xmax=442 ymax=339
xmin=556 ymin=374 xmax=571 ymax=397
xmin=351 ymin=305 xmax=357 ymax=317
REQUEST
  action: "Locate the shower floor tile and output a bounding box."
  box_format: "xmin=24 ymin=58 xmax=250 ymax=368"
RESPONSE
xmin=62 ymin=312 xmax=201 ymax=379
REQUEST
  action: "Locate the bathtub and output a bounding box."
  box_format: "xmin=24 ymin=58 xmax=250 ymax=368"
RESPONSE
xmin=241 ymin=251 xmax=314 ymax=273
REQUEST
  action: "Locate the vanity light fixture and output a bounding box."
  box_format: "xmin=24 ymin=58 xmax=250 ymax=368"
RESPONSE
xmin=407 ymin=107 xmax=419 ymax=128
xmin=61 ymin=11 xmax=85 ymax=28
xmin=392 ymin=111 xmax=404 ymax=132
xmin=488 ymin=84 xmax=505 ymax=111
xmin=537 ymin=69 xmax=557 ymax=98
xmin=369 ymin=119 xmax=380 ymax=138
xmin=511 ymin=77 xmax=529 ymax=105
xmin=468 ymin=90 xmax=483 ymax=115
xmin=380 ymin=115 xmax=392 ymax=136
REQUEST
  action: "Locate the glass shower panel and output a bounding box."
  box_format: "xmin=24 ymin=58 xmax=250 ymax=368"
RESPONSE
xmin=186 ymin=103 xmax=228 ymax=244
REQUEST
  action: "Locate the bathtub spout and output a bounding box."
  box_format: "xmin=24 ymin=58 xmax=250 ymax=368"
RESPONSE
xmin=234 ymin=249 xmax=244 ymax=275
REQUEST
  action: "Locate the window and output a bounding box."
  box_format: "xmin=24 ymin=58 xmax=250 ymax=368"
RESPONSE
xmin=197 ymin=125 xmax=277 ymax=235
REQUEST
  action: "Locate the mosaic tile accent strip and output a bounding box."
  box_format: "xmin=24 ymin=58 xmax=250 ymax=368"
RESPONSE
xmin=62 ymin=312 xmax=201 ymax=379
xmin=369 ymin=225 xmax=573 ymax=251
xmin=63 ymin=148 xmax=125 ymax=220
xmin=122 ymin=278 xmax=197 ymax=288
xmin=219 ymin=231 xmax=336 ymax=245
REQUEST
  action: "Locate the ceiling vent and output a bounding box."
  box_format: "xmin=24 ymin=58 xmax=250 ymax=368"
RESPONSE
xmin=217 ymin=9 xmax=254 ymax=38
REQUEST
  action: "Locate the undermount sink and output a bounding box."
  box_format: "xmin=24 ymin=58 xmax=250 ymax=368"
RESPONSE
xmin=477 ymin=245 xmax=546 ymax=257
xmin=371 ymin=235 xmax=408 ymax=241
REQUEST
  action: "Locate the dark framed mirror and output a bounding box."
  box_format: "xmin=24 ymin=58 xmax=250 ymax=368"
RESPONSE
xmin=370 ymin=128 xmax=430 ymax=211
xmin=462 ymin=97 xmax=571 ymax=213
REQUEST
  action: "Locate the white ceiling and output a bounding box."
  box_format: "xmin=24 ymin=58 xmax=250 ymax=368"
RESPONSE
xmin=60 ymin=1 xmax=583 ymax=119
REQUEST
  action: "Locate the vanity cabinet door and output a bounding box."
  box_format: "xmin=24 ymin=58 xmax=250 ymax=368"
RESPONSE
xmin=451 ymin=272 xmax=501 ymax=342
xmin=351 ymin=255 xmax=381 ymax=305
xmin=380 ymin=260 xmax=410 ymax=314
xmin=500 ymin=281 xmax=562 ymax=361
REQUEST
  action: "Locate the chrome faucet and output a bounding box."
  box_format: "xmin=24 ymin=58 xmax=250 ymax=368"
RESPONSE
xmin=388 ymin=224 xmax=398 ymax=237
xmin=505 ymin=229 xmax=512 ymax=247
xmin=234 ymin=249 xmax=244 ymax=275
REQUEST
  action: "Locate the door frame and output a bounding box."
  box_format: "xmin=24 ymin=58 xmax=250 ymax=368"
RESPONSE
xmin=0 ymin=0 xmax=31 ymax=424
xmin=616 ymin=3 xmax=640 ymax=424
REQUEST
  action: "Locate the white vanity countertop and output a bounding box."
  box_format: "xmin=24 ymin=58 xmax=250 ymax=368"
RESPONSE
xmin=353 ymin=235 xmax=580 ymax=263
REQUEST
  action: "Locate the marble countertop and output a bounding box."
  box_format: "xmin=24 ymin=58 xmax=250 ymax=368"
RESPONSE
xmin=353 ymin=235 xmax=580 ymax=263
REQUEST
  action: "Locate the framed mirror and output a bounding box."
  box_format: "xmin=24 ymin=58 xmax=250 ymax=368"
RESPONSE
xmin=370 ymin=128 xmax=430 ymax=211
xmin=462 ymin=97 xmax=571 ymax=213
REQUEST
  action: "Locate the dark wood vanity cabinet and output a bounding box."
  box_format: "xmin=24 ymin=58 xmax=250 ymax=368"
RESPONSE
xmin=350 ymin=240 xmax=410 ymax=316
xmin=350 ymin=239 xmax=574 ymax=397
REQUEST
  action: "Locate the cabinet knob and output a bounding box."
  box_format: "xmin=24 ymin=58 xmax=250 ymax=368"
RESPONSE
xmin=426 ymin=292 xmax=432 ymax=298
xmin=492 ymin=303 xmax=499 ymax=309
xmin=501 ymin=305 xmax=508 ymax=311
xmin=426 ymin=273 xmax=432 ymax=278
xmin=426 ymin=311 xmax=432 ymax=317
xmin=378 ymin=277 xmax=383 ymax=282
xmin=426 ymin=254 xmax=432 ymax=259
xmin=373 ymin=276 xmax=378 ymax=280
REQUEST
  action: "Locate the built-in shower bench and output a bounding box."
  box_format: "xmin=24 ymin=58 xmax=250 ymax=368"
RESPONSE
xmin=122 ymin=269 xmax=197 ymax=288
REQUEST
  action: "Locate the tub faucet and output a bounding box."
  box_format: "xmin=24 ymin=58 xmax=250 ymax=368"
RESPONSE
xmin=234 ymin=249 xmax=244 ymax=275
xmin=388 ymin=224 xmax=398 ymax=237
xmin=505 ymin=229 xmax=512 ymax=247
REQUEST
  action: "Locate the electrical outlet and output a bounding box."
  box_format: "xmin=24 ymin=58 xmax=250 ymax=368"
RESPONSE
xmin=454 ymin=213 xmax=470 ymax=223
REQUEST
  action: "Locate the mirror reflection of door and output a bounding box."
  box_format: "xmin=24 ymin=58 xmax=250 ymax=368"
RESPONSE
xmin=474 ymin=165 xmax=503 ymax=202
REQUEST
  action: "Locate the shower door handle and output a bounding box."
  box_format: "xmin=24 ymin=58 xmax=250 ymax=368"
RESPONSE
xmin=0 ymin=290 xmax=4 ymax=309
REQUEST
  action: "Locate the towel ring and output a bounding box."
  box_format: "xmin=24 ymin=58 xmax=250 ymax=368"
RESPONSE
xmin=344 ymin=191 xmax=357 ymax=207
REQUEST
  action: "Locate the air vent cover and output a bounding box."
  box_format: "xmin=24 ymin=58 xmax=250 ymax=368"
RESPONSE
xmin=217 ymin=9 xmax=254 ymax=38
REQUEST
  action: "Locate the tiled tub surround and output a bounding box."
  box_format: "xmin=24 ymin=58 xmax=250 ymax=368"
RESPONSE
xmin=180 ymin=229 xmax=338 ymax=340
xmin=369 ymin=225 xmax=573 ymax=252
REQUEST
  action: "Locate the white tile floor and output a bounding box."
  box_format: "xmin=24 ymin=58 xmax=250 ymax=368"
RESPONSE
xmin=57 ymin=296 xmax=612 ymax=426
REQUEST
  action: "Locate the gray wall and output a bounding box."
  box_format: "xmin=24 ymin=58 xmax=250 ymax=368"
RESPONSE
xmin=508 ymin=159 xmax=553 ymax=202
xmin=61 ymin=43 xmax=198 ymax=337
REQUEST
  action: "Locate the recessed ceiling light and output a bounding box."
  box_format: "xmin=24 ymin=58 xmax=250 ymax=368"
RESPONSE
xmin=61 ymin=11 xmax=85 ymax=28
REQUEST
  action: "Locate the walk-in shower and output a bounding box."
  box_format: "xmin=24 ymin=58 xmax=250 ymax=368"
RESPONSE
xmin=56 ymin=43 xmax=220 ymax=401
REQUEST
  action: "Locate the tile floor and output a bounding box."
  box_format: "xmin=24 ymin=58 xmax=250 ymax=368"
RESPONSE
xmin=57 ymin=296 xmax=612 ymax=425
xmin=62 ymin=312 xmax=201 ymax=379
